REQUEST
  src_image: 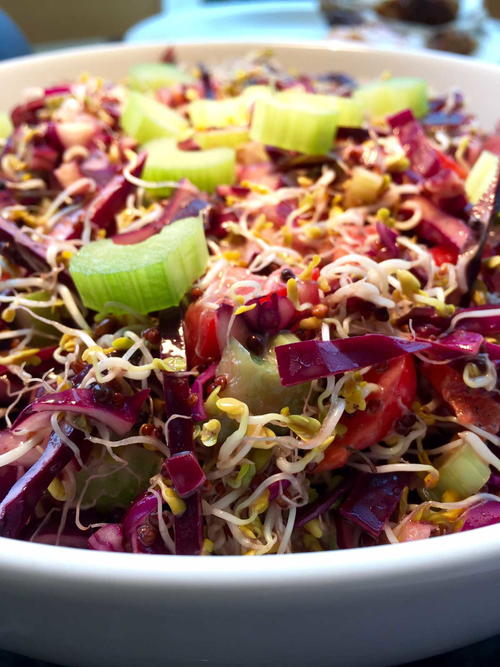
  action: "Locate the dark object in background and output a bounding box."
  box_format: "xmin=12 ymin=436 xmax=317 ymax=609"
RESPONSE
xmin=319 ymin=1 xmax=364 ymax=26
xmin=427 ymin=28 xmax=477 ymax=55
xmin=0 ymin=10 xmax=31 ymax=60
xmin=376 ymin=0 xmax=459 ymax=25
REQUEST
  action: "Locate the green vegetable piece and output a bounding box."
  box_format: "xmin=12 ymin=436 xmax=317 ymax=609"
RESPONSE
xmin=250 ymin=94 xmax=339 ymax=155
xmin=194 ymin=127 xmax=250 ymax=149
xmin=188 ymin=97 xmax=247 ymax=129
xmin=353 ymin=77 xmax=429 ymax=119
xmin=128 ymin=62 xmax=194 ymax=91
xmin=217 ymin=337 xmax=309 ymax=415
xmin=433 ymin=441 xmax=490 ymax=501
xmin=120 ymin=91 xmax=188 ymax=144
xmin=344 ymin=166 xmax=385 ymax=207
xmin=75 ymin=445 xmax=162 ymax=512
xmin=278 ymin=91 xmax=363 ymax=128
xmin=142 ymin=138 xmax=236 ymax=195
xmin=465 ymin=150 xmax=500 ymax=205
xmin=0 ymin=112 xmax=13 ymax=139
xmin=69 ymin=215 xmax=208 ymax=314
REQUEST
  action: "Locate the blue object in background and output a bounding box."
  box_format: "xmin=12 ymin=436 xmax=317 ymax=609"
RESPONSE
xmin=126 ymin=1 xmax=329 ymax=43
xmin=0 ymin=10 xmax=31 ymax=60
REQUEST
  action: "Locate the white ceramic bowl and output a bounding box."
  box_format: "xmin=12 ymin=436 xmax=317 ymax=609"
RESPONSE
xmin=0 ymin=42 xmax=499 ymax=667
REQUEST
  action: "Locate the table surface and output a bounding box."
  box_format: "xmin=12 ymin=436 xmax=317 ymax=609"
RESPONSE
xmin=1 ymin=634 xmax=500 ymax=667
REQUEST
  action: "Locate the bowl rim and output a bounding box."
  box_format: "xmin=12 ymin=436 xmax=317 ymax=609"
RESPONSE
xmin=0 ymin=40 xmax=499 ymax=587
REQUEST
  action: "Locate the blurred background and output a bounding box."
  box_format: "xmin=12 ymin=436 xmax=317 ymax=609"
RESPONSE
xmin=0 ymin=0 xmax=498 ymax=62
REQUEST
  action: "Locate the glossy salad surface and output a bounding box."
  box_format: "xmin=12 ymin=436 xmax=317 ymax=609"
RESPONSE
xmin=0 ymin=50 xmax=499 ymax=556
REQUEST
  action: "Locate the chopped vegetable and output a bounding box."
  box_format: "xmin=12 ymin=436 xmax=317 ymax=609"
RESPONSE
xmin=354 ymin=77 xmax=429 ymax=119
xmin=127 ymin=62 xmax=194 ymax=91
xmin=432 ymin=440 xmax=490 ymax=501
xmin=142 ymin=138 xmax=236 ymax=195
xmin=465 ymin=150 xmax=500 ymax=205
xmin=70 ymin=215 xmax=208 ymax=314
xmin=121 ymin=91 xmax=188 ymax=144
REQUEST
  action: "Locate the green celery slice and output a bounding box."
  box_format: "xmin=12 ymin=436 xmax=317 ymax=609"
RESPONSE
xmin=278 ymin=91 xmax=363 ymax=127
xmin=465 ymin=150 xmax=500 ymax=205
xmin=353 ymin=77 xmax=429 ymax=119
xmin=128 ymin=63 xmax=194 ymax=91
xmin=217 ymin=337 xmax=309 ymax=415
xmin=194 ymin=127 xmax=250 ymax=149
xmin=344 ymin=166 xmax=384 ymax=207
xmin=188 ymin=97 xmax=247 ymax=129
xmin=188 ymin=86 xmax=273 ymax=131
xmin=433 ymin=441 xmax=490 ymax=501
xmin=69 ymin=215 xmax=208 ymax=314
xmin=142 ymin=138 xmax=236 ymax=195
xmin=250 ymin=95 xmax=338 ymax=155
xmin=0 ymin=112 xmax=12 ymax=139
xmin=120 ymin=91 xmax=188 ymax=144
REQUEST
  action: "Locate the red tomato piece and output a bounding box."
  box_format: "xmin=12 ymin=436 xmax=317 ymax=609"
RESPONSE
xmin=430 ymin=245 xmax=458 ymax=266
xmin=183 ymin=301 xmax=220 ymax=368
xmin=423 ymin=363 xmax=500 ymax=435
xmin=316 ymin=355 xmax=418 ymax=472
xmin=435 ymin=150 xmax=468 ymax=180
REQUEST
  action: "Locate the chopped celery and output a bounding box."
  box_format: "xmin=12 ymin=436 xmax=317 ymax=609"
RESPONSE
xmin=343 ymin=166 xmax=384 ymax=207
xmin=69 ymin=215 xmax=208 ymax=314
xmin=128 ymin=62 xmax=194 ymax=91
xmin=120 ymin=91 xmax=188 ymax=144
xmin=278 ymin=91 xmax=363 ymax=127
xmin=0 ymin=112 xmax=12 ymax=139
xmin=353 ymin=77 xmax=429 ymax=119
xmin=217 ymin=337 xmax=309 ymax=415
xmin=433 ymin=441 xmax=490 ymax=501
xmin=465 ymin=150 xmax=499 ymax=205
xmin=250 ymin=95 xmax=338 ymax=155
xmin=194 ymin=127 xmax=250 ymax=149
xmin=188 ymin=97 xmax=247 ymax=130
xmin=75 ymin=445 xmax=161 ymax=512
xmin=142 ymin=138 xmax=235 ymax=195
xmin=188 ymin=87 xmax=273 ymax=131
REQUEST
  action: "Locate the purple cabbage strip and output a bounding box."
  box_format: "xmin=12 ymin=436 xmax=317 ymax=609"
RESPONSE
xmin=340 ymin=472 xmax=411 ymax=538
xmin=0 ymin=425 xmax=85 ymax=539
xmin=376 ymin=221 xmax=398 ymax=258
xmin=388 ymin=109 xmax=440 ymax=178
xmin=485 ymin=342 xmax=500 ymax=369
xmin=11 ymin=387 xmax=149 ymax=438
xmin=87 ymin=151 xmax=146 ymax=233
xmin=403 ymin=196 xmax=473 ymax=253
xmin=191 ymin=362 xmax=217 ymax=422
xmin=164 ymin=451 xmax=206 ymax=499
xmin=122 ymin=492 xmax=168 ymax=554
xmin=243 ymin=290 xmax=297 ymax=334
xmin=161 ymin=307 xmax=203 ymax=555
xmin=0 ymin=216 xmax=71 ymax=283
xmin=453 ymin=305 xmax=500 ymax=335
xmin=113 ymin=181 xmax=208 ymax=245
xmin=461 ymin=501 xmax=500 ymax=531
xmin=422 ymin=111 xmax=468 ymax=127
xmin=267 ymin=479 xmax=291 ymax=502
xmin=88 ymin=523 xmax=125 ymax=552
xmin=275 ymin=334 xmax=430 ymax=386
xmin=295 ymin=478 xmax=352 ymax=529
xmin=0 ymin=467 xmax=18 ymax=503
xmin=420 ymin=330 xmax=484 ymax=361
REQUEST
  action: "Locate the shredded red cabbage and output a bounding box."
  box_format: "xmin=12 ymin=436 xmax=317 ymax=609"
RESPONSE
xmin=275 ymin=334 xmax=430 ymax=386
xmin=163 ymin=451 xmax=206 ymax=498
xmin=340 ymin=472 xmax=411 ymax=538
xmin=88 ymin=523 xmax=125 ymax=552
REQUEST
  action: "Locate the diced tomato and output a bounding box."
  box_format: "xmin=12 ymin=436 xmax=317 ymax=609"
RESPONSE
xmin=423 ymin=363 xmax=500 ymax=435
xmin=184 ymin=301 xmax=220 ymax=368
xmin=430 ymin=245 xmax=458 ymax=266
xmin=398 ymin=521 xmax=432 ymax=542
xmin=316 ymin=355 xmax=418 ymax=472
xmin=435 ymin=150 xmax=468 ymax=180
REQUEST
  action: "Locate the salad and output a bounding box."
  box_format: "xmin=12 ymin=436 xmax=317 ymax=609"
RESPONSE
xmin=0 ymin=50 xmax=499 ymax=556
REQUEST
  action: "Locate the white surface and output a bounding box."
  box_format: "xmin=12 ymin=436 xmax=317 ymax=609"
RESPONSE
xmin=127 ymin=2 xmax=329 ymax=42
xmin=0 ymin=42 xmax=499 ymax=667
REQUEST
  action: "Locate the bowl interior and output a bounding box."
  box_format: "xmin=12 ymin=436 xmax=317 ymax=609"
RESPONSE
xmin=0 ymin=41 xmax=499 ymax=581
xmin=0 ymin=41 xmax=498 ymax=128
